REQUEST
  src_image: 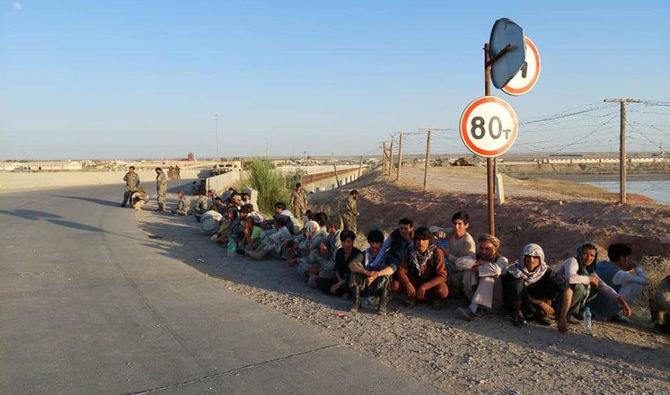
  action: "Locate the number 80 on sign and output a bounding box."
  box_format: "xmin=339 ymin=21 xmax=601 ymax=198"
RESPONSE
xmin=459 ymin=96 xmax=519 ymax=158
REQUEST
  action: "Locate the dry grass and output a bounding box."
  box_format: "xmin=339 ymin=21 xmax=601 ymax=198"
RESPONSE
xmin=638 ymin=256 xmax=670 ymax=308
xmin=522 ymin=177 xmax=618 ymax=200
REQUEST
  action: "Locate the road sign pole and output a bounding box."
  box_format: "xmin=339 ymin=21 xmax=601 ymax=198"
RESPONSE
xmin=484 ymin=43 xmax=495 ymax=236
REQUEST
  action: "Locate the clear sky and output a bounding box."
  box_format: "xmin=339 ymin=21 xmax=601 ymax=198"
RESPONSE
xmin=1 ymin=0 xmax=668 ymax=159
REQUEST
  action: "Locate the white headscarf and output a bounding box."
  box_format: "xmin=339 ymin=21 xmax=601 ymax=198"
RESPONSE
xmin=505 ymin=243 xmax=548 ymax=286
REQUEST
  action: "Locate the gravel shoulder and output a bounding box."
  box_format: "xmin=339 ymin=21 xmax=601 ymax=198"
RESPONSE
xmin=136 ymin=193 xmax=669 ymax=394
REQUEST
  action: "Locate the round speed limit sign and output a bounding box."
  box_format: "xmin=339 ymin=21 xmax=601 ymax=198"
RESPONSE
xmin=502 ymin=36 xmax=541 ymax=96
xmin=459 ymin=96 xmax=519 ymax=157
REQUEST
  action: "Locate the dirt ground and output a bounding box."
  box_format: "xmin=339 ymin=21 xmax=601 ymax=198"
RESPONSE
xmin=135 ymin=174 xmax=669 ymax=394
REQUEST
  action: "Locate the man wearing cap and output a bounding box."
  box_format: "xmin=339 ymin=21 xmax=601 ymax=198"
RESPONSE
xmin=121 ymin=166 xmax=140 ymax=207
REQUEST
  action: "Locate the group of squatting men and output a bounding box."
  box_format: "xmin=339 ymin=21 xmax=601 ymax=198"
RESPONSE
xmin=122 ymin=170 xmax=668 ymax=333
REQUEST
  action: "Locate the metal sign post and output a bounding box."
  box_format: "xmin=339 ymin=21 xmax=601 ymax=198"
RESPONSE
xmin=485 ymin=44 xmax=495 ymax=236
xmin=460 ymin=18 xmax=531 ymax=237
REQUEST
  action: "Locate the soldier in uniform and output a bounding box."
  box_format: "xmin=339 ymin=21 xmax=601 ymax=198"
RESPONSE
xmin=131 ymin=187 xmax=149 ymax=211
xmin=155 ymin=167 xmax=168 ymax=211
xmin=171 ymin=190 xmax=190 ymax=215
xmin=341 ymin=189 xmax=359 ymax=233
xmin=175 ymin=164 xmax=181 ymax=180
xmin=121 ymin=166 xmax=140 ymax=207
xmin=290 ymin=183 xmax=309 ymax=219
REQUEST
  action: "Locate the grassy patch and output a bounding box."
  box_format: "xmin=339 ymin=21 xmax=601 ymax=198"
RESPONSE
xmin=243 ymin=159 xmax=289 ymax=214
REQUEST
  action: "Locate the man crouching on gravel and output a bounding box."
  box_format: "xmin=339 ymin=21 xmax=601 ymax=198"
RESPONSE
xmin=349 ymin=229 xmax=396 ymax=315
xmin=391 ymin=227 xmax=449 ymax=308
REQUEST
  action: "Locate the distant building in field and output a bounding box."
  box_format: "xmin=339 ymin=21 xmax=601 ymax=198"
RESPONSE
xmin=187 ymin=152 xmax=197 ymax=161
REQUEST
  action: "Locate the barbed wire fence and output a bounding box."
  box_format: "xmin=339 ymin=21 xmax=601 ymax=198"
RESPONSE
xmin=377 ymin=100 xmax=670 ymax=202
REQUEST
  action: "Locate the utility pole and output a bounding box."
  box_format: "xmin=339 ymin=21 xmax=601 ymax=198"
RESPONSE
xmin=604 ymin=98 xmax=641 ymax=204
xmin=214 ymin=113 xmax=220 ymax=160
xmin=423 ymin=129 xmax=432 ymax=190
xmin=396 ymin=132 xmax=404 ymax=181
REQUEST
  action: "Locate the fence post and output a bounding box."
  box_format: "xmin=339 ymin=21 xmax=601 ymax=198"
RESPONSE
xmin=396 ymin=132 xmax=404 ymax=181
xmin=388 ymin=138 xmax=394 ymax=176
xmin=423 ymin=129 xmax=432 ymax=190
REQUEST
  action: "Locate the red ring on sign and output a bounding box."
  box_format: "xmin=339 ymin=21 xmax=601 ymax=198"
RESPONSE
xmin=459 ymin=96 xmax=518 ymax=157
xmin=502 ymin=36 xmax=541 ymax=96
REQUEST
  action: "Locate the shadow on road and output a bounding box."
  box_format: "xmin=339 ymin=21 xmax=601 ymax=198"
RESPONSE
xmin=0 ymin=208 xmax=62 ymax=220
xmin=136 ymin=209 xmax=669 ymax=380
xmin=56 ymin=195 xmax=121 ymax=207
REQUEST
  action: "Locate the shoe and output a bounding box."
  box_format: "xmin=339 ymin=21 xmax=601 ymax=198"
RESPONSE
xmin=512 ymin=315 xmax=527 ymax=327
xmin=534 ymin=313 xmax=553 ymax=326
xmin=120 ymin=203 xmax=126 ymax=207
xmin=378 ymin=289 xmax=389 ymax=316
xmin=350 ymin=288 xmax=361 ymax=313
xmin=457 ymin=307 xmax=475 ymax=322
xmin=402 ymin=297 xmax=416 ymax=308
xmin=609 ymin=313 xmax=631 ymax=324
xmin=568 ymin=316 xmax=581 ymax=325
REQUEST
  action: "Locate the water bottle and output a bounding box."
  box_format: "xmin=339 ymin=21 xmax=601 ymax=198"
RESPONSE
xmin=583 ymin=307 xmax=593 ymax=335
xmin=227 ymin=239 xmax=237 ymax=257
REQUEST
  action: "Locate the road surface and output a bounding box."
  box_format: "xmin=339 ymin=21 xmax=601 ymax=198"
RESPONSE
xmin=0 ymin=184 xmax=440 ymax=394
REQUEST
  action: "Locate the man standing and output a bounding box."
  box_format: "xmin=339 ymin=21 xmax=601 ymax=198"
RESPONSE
xmin=155 ymin=167 xmax=168 ymax=211
xmin=121 ymin=166 xmax=140 ymax=207
xmin=290 ymin=183 xmax=309 ymax=219
xmin=341 ymin=190 xmax=359 ymax=233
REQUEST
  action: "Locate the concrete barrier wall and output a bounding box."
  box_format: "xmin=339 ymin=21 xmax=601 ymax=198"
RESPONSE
xmin=205 ymin=171 xmax=244 ymax=193
xmin=0 ymin=169 xmax=201 ymax=193
xmin=544 ymin=157 xmax=666 ymax=164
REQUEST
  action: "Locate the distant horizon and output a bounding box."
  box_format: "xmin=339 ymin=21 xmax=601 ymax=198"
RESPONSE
xmin=1 ymin=150 xmax=667 ymax=163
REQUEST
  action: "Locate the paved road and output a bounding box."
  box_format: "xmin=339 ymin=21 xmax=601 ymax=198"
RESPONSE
xmin=0 ymin=184 xmax=440 ymax=394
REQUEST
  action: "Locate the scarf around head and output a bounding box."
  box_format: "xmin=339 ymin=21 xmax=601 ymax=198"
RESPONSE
xmin=506 ymin=243 xmax=548 ymax=286
xmin=408 ymin=243 xmax=437 ymax=278
xmin=576 ymin=242 xmax=599 ymax=275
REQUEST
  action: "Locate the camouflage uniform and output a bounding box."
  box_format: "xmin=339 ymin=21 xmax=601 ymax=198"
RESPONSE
xmin=121 ymin=171 xmax=140 ymax=207
xmin=172 ymin=196 xmax=190 ymax=215
xmin=290 ymin=189 xmax=309 ymax=219
xmin=341 ymin=195 xmax=358 ymax=233
xmin=131 ymin=191 xmax=148 ymax=210
xmin=156 ymin=171 xmax=168 ymax=211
